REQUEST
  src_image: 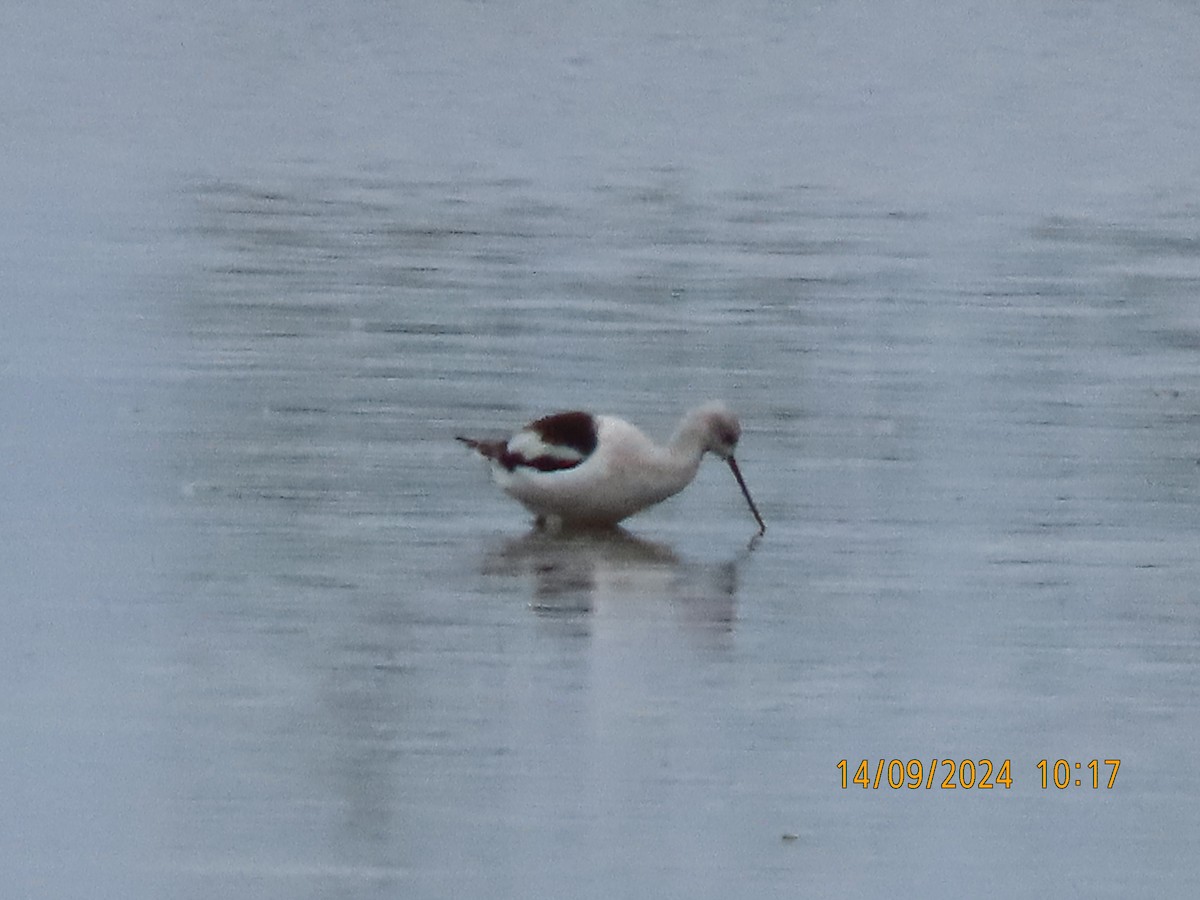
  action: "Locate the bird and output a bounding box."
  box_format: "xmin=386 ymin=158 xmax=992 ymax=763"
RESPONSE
xmin=457 ymin=401 xmax=766 ymax=534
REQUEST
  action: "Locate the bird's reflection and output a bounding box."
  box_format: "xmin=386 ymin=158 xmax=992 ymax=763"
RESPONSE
xmin=480 ymin=527 xmax=740 ymax=627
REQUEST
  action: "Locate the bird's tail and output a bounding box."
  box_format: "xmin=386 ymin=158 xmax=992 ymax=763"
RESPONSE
xmin=456 ymin=435 xmax=507 ymax=463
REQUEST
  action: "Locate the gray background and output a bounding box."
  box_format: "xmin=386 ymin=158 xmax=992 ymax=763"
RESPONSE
xmin=4 ymin=1 xmax=1199 ymax=897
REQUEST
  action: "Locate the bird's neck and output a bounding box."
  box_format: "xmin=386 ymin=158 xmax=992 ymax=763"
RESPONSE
xmin=669 ymin=409 xmax=711 ymax=455
xmin=666 ymin=418 xmax=710 ymax=472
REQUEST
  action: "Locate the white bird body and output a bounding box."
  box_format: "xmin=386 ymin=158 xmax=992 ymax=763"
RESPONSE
xmin=458 ymin=402 xmax=765 ymax=533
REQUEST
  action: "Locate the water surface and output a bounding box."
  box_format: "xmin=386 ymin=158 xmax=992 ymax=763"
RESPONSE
xmin=4 ymin=1 xmax=1200 ymax=897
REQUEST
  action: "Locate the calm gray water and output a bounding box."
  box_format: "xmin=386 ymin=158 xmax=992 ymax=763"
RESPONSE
xmin=5 ymin=1 xmax=1200 ymax=897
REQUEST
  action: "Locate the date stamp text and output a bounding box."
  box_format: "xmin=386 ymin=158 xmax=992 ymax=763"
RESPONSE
xmin=837 ymin=758 xmax=1121 ymax=790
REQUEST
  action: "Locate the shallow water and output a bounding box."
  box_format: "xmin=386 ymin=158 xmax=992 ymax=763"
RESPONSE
xmin=5 ymin=1 xmax=1200 ymax=897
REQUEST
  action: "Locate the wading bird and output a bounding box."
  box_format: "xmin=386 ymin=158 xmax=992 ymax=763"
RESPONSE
xmin=457 ymin=401 xmax=766 ymax=534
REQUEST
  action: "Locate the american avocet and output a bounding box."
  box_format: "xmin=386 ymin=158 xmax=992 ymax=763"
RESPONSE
xmin=457 ymin=401 xmax=766 ymax=534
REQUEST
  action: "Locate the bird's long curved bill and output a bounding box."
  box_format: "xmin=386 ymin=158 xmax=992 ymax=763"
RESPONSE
xmin=726 ymin=457 xmax=766 ymax=535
